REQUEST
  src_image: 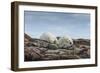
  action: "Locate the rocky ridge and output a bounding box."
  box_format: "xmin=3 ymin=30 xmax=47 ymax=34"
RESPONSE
xmin=24 ymin=33 xmax=90 ymax=61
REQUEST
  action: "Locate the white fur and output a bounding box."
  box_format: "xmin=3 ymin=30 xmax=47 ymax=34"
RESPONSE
xmin=40 ymin=32 xmax=57 ymax=43
xmin=58 ymin=36 xmax=73 ymax=48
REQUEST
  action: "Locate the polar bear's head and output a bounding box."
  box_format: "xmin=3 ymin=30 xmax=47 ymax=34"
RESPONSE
xmin=58 ymin=36 xmax=73 ymax=48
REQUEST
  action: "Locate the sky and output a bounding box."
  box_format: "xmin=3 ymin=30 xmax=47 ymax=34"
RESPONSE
xmin=24 ymin=11 xmax=90 ymax=39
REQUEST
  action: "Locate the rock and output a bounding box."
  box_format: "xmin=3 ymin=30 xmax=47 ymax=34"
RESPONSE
xmin=24 ymin=47 xmax=44 ymax=61
xmin=24 ymin=33 xmax=50 ymax=48
xmin=79 ymin=53 xmax=90 ymax=58
xmin=39 ymin=40 xmax=49 ymax=48
xmin=75 ymin=46 xmax=90 ymax=58
xmin=74 ymin=47 xmax=81 ymax=54
xmin=45 ymin=50 xmax=60 ymax=54
xmin=59 ymin=51 xmax=65 ymax=55
xmin=38 ymin=47 xmax=47 ymax=51
xmin=25 ymin=42 xmax=37 ymax=47
xmin=24 ymin=38 xmax=29 ymax=42
xmin=48 ymin=44 xmax=58 ymax=49
xmin=24 ymin=33 xmax=90 ymax=61
xmin=32 ymin=42 xmax=39 ymax=46
xmin=73 ymin=39 xmax=90 ymax=47
xmin=32 ymin=39 xmax=49 ymax=48
xmin=44 ymin=49 xmax=75 ymax=60
xmin=24 ymin=33 xmax=33 ymax=42
xmin=44 ymin=54 xmax=60 ymax=60
xmin=58 ymin=49 xmax=74 ymax=55
xmin=60 ymin=55 xmax=80 ymax=59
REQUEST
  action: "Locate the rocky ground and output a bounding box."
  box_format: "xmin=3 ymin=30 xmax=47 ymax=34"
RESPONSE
xmin=24 ymin=33 xmax=90 ymax=61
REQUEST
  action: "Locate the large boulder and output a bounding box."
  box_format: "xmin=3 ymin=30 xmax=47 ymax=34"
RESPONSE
xmin=73 ymin=39 xmax=90 ymax=47
xmin=48 ymin=44 xmax=58 ymax=50
xmin=32 ymin=39 xmax=50 ymax=48
xmin=24 ymin=33 xmax=33 ymax=42
xmin=24 ymin=47 xmax=45 ymax=61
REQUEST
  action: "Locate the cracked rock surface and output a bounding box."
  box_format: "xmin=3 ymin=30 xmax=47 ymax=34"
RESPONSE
xmin=24 ymin=33 xmax=90 ymax=61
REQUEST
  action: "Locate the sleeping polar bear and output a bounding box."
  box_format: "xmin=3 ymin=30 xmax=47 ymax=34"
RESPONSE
xmin=58 ymin=36 xmax=73 ymax=49
xmin=40 ymin=32 xmax=58 ymax=43
xmin=40 ymin=32 xmax=73 ymax=49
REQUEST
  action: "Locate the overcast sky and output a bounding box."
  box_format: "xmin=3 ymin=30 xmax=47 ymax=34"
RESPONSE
xmin=24 ymin=11 xmax=90 ymax=39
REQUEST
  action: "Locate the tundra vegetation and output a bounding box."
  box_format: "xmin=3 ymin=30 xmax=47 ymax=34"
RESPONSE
xmin=24 ymin=32 xmax=90 ymax=61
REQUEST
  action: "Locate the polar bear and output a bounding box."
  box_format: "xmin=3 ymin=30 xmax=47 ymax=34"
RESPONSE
xmin=58 ymin=35 xmax=73 ymax=49
xmin=40 ymin=32 xmax=58 ymax=44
